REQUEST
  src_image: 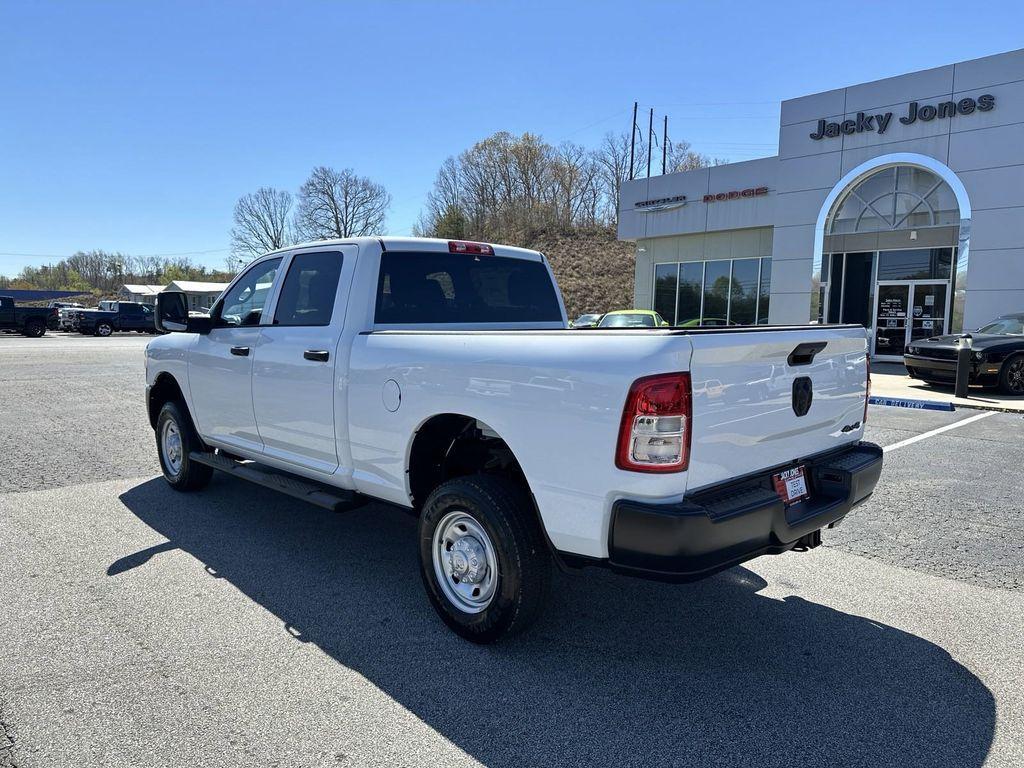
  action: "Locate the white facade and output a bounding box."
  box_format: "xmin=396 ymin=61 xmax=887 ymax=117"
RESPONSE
xmin=119 ymin=284 xmax=164 ymax=305
xmin=619 ymin=48 xmax=1024 ymax=360
xmin=165 ymin=280 xmax=228 ymax=311
xmin=119 ymin=281 xmax=227 ymax=311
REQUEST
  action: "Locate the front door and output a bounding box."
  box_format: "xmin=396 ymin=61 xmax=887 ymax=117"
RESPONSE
xmin=908 ymin=283 xmax=948 ymax=347
xmin=189 ymin=257 xmax=283 ymax=454
xmin=252 ymin=247 xmax=354 ymax=474
xmin=874 ymin=284 xmax=910 ymax=357
xmin=873 ymin=281 xmax=949 ymax=359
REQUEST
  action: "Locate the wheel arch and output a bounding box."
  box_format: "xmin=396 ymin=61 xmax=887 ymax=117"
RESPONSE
xmin=406 ymin=412 xmax=561 ymax=558
xmin=147 ymin=372 xmax=187 ymax=429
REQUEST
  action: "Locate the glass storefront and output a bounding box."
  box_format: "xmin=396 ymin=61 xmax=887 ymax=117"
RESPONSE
xmin=817 ymin=246 xmax=955 ymax=358
xmin=652 ymin=257 xmax=772 ymax=327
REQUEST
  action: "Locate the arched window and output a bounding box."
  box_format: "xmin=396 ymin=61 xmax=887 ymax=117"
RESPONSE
xmin=827 ymin=166 xmax=959 ymax=235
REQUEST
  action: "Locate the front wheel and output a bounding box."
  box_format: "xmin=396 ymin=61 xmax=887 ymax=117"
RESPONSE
xmin=156 ymin=401 xmax=213 ymax=491
xmin=95 ymin=322 xmax=113 ymax=337
xmin=999 ymin=353 xmax=1024 ymax=395
xmin=419 ymin=474 xmax=551 ymax=643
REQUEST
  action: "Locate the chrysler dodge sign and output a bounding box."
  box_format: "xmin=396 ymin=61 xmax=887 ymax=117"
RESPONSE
xmin=809 ymin=94 xmax=995 ymax=140
xmin=634 ymin=194 xmax=687 ymax=212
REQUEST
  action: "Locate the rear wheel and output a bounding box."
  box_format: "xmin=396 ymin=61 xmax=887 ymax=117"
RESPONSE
xmin=156 ymin=401 xmax=213 ymax=491
xmin=23 ymin=319 xmax=45 ymax=338
xmin=419 ymin=474 xmax=551 ymax=643
xmin=95 ymin=322 xmax=113 ymax=337
xmin=999 ymin=353 xmax=1024 ymax=395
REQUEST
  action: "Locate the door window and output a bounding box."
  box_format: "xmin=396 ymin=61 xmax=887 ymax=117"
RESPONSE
xmin=874 ymin=285 xmax=910 ymax=356
xmin=274 ymin=251 xmax=344 ymax=326
xmin=217 ymin=258 xmax=282 ymax=327
xmin=909 ymin=284 xmax=947 ymax=343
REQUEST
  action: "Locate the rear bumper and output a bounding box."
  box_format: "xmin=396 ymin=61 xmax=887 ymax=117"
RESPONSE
xmin=608 ymin=442 xmax=883 ymax=582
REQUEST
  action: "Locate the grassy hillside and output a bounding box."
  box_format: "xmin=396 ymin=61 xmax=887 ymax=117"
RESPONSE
xmin=521 ymin=227 xmax=636 ymax=320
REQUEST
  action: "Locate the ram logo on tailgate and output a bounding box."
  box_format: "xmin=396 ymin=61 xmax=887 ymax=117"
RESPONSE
xmin=792 ymin=376 xmax=813 ymax=417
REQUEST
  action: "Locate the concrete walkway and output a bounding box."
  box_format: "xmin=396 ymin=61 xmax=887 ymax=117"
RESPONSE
xmin=871 ymin=362 xmax=1024 ymax=413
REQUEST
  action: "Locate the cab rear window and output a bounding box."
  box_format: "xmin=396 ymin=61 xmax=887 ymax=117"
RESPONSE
xmin=375 ymin=252 xmax=561 ymax=324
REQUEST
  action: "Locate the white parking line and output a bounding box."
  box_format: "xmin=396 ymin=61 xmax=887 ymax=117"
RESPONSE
xmin=882 ymin=410 xmax=996 ymax=453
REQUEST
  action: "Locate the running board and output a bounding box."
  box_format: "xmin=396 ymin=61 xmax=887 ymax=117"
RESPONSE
xmin=189 ymin=451 xmax=361 ymax=512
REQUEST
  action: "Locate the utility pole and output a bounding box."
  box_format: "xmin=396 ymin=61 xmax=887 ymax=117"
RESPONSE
xmin=662 ymin=115 xmax=668 ymax=175
xmin=629 ymin=101 xmax=637 ymax=180
xmin=646 ymin=107 xmax=653 ymax=178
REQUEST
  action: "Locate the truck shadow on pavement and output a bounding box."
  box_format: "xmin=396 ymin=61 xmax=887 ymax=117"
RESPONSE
xmin=116 ymin=477 xmax=995 ymax=768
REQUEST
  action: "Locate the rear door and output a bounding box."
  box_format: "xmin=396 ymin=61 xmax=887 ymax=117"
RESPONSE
xmin=685 ymin=327 xmax=869 ymax=490
xmin=252 ymin=246 xmax=355 ymax=474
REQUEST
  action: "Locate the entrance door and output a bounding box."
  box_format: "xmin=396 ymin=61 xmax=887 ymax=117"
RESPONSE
xmin=908 ymin=282 xmax=948 ymax=346
xmin=873 ymin=281 xmax=948 ymax=358
xmin=874 ymin=284 xmax=910 ymax=357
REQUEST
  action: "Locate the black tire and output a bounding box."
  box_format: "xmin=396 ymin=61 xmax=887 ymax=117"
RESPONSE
xmin=419 ymin=474 xmax=551 ymax=643
xmin=998 ymin=353 xmax=1024 ymax=395
xmin=23 ymin=319 xmax=45 ymax=338
xmin=95 ymin=322 xmax=113 ymax=337
xmin=155 ymin=401 xmax=213 ymax=491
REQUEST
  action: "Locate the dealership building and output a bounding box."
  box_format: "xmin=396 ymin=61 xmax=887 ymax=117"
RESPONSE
xmin=618 ymin=48 xmax=1024 ymax=360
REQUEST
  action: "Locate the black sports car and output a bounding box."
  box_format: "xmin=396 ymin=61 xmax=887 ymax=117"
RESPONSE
xmin=904 ymin=313 xmax=1024 ymax=395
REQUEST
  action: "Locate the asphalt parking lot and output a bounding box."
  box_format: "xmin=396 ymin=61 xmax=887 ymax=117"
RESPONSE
xmin=1 ymin=333 xmax=1022 ymax=767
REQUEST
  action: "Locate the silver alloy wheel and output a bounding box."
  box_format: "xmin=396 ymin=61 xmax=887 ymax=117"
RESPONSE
xmin=432 ymin=510 xmax=499 ymax=613
xmin=97 ymin=323 xmax=112 ymax=336
xmin=161 ymin=419 xmax=183 ymax=477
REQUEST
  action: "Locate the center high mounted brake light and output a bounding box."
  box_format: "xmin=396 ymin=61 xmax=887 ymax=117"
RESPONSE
xmin=448 ymin=240 xmax=494 ymax=255
xmin=616 ymin=373 xmax=692 ymax=473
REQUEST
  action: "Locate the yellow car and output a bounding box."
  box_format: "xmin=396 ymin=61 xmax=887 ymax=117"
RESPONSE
xmin=597 ymin=309 xmax=670 ymax=328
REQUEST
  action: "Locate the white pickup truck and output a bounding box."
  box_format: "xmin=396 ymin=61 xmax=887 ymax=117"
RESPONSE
xmin=146 ymin=237 xmax=882 ymax=642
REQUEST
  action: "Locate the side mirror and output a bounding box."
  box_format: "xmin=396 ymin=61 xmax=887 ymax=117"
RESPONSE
xmin=156 ymin=291 xmax=211 ymax=334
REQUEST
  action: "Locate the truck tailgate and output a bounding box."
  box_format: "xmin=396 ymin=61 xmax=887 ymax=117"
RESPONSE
xmin=686 ymin=327 xmax=869 ymax=490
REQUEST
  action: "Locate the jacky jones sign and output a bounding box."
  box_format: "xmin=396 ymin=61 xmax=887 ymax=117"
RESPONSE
xmin=809 ymin=94 xmax=995 ymax=140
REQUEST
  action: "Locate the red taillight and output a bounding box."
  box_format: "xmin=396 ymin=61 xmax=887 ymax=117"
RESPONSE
xmin=864 ymin=355 xmax=871 ymax=424
xmin=616 ymin=373 xmax=692 ymax=473
xmin=448 ymin=240 xmax=494 ymax=255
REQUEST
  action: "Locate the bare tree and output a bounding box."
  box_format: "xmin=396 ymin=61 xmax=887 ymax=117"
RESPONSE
xmin=666 ymin=138 xmax=721 ymax=173
xmin=294 ymin=166 xmax=391 ymax=240
xmin=230 ymin=187 xmax=293 ymax=259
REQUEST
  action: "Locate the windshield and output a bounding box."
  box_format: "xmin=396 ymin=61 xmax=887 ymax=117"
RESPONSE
xmin=600 ymin=313 xmax=657 ymax=328
xmin=977 ymin=317 xmax=1024 ymax=335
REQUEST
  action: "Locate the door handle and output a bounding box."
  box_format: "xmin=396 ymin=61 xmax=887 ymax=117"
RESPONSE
xmin=304 ymin=350 xmax=330 ymax=362
xmin=230 ymin=346 xmax=250 ymax=356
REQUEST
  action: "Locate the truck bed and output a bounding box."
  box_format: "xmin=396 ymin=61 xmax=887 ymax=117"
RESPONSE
xmin=350 ymin=323 xmax=869 ymax=557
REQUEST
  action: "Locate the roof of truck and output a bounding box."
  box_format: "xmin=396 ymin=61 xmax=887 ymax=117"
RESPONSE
xmin=268 ymin=237 xmax=544 ymax=262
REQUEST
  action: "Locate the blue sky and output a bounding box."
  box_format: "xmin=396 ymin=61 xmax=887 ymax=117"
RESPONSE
xmin=2 ymin=1 xmax=1023 ymax=276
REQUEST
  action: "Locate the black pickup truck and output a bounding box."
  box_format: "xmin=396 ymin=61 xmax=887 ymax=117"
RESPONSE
xmin=75 ymin=301 xmax=156 ymax=336
xmin=0 ymin=296 xmax=56 ymax=337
